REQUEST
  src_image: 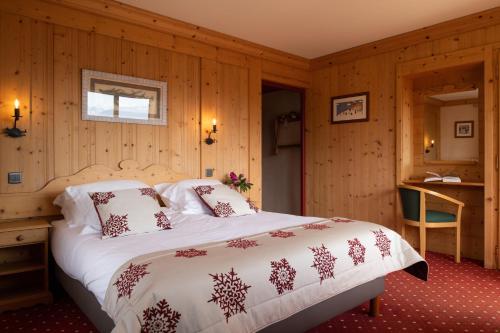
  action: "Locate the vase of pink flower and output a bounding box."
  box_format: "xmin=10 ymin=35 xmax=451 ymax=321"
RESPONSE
xmin=224 ymin=172 xmax=253 ymax=193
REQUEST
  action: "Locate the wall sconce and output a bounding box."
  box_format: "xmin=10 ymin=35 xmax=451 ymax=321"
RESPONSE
xmin=205 ymin=118 xmax=217 ymax=145
xmin=425 ymin=139 xmax=435 ymax=154
xmin=4 ymin=99 xmax=27 ymax=138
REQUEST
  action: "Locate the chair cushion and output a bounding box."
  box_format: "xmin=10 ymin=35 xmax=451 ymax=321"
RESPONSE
xmin=426 ymin=210 xmax=456 ymax=222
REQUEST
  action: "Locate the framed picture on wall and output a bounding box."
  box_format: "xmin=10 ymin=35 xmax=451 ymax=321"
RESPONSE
xmin=455 ymin=120 xmax=474 ymax=138
xmin=330 ymin=92 xmax=369 ymax=124
xmin=82 ymin=69 xmax=167 ymax=125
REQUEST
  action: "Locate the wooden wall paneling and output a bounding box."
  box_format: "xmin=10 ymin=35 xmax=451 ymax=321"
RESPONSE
xmin=200 ymin=58 xmax=218 ymax=179
xmin=248 ymin=57 xmax=262 ymax=206
xmin=483 ymin=45 xmax=498 ymax=269
xmin=0 ymin=13 xmax=31 ymax=193
xmin=215 ymin=63 xmax=250 ymax=179
xmin=165 ymin=51 xmax=201 ymax=178
xmin=28 ymin=19 xmax=53 ymax=191
xmin=119 ymin=40 xmax=139 ymax=162
xmin=91 ymin=33 xmax=123 ymax=169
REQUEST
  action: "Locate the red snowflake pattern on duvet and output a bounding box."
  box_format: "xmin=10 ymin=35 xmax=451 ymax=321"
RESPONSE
xmin=226 ymin=238 xmax=259 ymax=249
xmin=141 ymin=299 xmax=180 ymax=333
xmin=103 ymin=214 xmax=130 ymax=237
xmin=208 ymin=268 xmax=251 ymax=322
xmin=269 ymin=230 xmax=296 ymax=238
xmin=269 ymin=258 xmax=297 ymax=295
xmin=373 ymin=229 xmax=392 ymax=258
xmin=193 ymin=185 xmax=215 ymax=196
xmin=303 ymin=223 xmax=331 ymax=231
xmin=154 ymin=211 xmax=172 ymax=230
xmin=139 ymin=187 xmax=157 ymax=199
xmin=213 ymin=201 xmax=235 ymax=217
xmin=309 ymin=244 xmax=337 ymax=284
xmin=113 ymin=263 xmax=150 ymax=299
xmin=331 ymin=217 xmax=354 ymax=223
xmin=175 ymin=248 xmax=207 ymax=258
xmin=246 ymin=199 xmax=259 ymax=213
xmin=90 ymin=192 xmax=115 ymax=206
xmin=348 ymin=238 xmax=367 ymax=265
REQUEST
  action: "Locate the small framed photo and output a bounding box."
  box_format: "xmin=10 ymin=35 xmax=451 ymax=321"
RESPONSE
xmin=455 ymin=121 xmax=474 ymax=138
xmin=82 ymin=69 xmax=167 ymax=126
xmin=331 ymin=92 xmax=369 ymax=124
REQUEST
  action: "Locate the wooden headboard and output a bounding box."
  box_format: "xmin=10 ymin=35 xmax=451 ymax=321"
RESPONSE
xmin=0 ymin=160 xmax=192 ymax=221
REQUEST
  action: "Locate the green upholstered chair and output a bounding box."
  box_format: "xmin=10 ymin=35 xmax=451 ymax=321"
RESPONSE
xmin=398 ymin=185 xmax=464 ymax=263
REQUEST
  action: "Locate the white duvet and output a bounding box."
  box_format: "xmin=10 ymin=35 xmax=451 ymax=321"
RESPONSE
xmin=51 ymin=211 xmax=321 ymax=305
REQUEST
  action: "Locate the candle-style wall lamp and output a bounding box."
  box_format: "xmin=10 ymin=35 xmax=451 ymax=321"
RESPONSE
xmin=4 ymin=99 xmax=27 ymax=138
xmin=425 ymin=139 xmax=435 ymax=154
xmin=204 ymin=118 xmax=217 ymax=145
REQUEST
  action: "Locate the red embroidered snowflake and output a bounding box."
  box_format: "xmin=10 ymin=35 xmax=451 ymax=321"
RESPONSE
xmin=141 ymin=299 xmax=180 ymax=333
xmin=373 ymin=229 xmax=392 ymax=258
xmin=193 ymin=185 xmax=215 ymax=196
xmin=208 ymin=268 xmax=251 ymax=322
xmin=103 ymin=214 xmax=130 ymax=238
xmin=269 ymin=230 xmax=296 ymax=238
xmin=303 ymin=223 xmax=331 ymax=231
xmin=113 ymin=262 xmax=150 ymax=299
xmin=269 ymin=258 xmax=297 ymax=295
xmin=213 ymin=201 xmax=235 ymax=217
xmin=309 ymin=244 xmax=337 ymax=284
xmin=154 ymin=211 xmax=172 ymax=230
xmin=348 ymin=238 xmax=367 ymax=265
xmin=90 ymin=191 xmax=115 ymax=206
xmin=246 ymin=199 xmax=259 ymax=213
xmin=331 ymin=217 xmax=354 ymax=223
xmin=226 ymin=238 xmax=259 ymax=249
xmin=175 ymin=248 xmax=207 ymax=258
xmin=139 ymin=187 xmax=157 ymax=199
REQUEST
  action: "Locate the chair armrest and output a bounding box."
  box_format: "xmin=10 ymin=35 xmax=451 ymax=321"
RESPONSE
xmin=424 ymin=189 xmax=465 ymax=207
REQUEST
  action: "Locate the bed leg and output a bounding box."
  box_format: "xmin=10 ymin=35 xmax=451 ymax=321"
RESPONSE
xmin=369 ymin=295 xmax=381 ymax=317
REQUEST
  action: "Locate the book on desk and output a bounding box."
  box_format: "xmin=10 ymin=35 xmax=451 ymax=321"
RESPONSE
xmin=424 ymin=172 xmax=461 ymax=183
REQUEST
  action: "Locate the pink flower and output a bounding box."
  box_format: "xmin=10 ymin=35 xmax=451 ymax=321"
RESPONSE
xmin=229 ymin=172 xmax=238 ymax=182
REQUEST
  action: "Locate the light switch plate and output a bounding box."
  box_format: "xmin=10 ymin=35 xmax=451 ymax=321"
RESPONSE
xmin=205 ymin=168 xmax=214 ymax=177
xmin=8 ymin=172 xmax=22 ymax=184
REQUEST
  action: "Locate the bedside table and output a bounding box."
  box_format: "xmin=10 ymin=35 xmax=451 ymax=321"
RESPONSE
xmin=0 ymin=218 xmax=52 ymax=312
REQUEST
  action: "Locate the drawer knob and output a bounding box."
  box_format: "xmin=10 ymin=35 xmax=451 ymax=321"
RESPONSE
xmin=16 ymin=234 xmax=24 ymax=241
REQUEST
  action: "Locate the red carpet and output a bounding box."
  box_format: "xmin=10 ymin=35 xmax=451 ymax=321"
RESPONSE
xmin=0 ymin=252 xmax=499 ymax=332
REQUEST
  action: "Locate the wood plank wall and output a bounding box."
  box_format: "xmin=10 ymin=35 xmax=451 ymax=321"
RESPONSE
xmin=308 ymin=13 xmax=500 ymax=267
xmin=0 ymin=0 xmax=310 ymax=212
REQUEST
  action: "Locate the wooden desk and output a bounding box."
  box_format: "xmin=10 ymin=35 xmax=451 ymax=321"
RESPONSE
xmin=403 ymin=180 xmax=484 ymax=188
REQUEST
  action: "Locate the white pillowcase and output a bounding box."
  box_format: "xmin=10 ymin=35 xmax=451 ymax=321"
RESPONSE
xmin=89 ymin=187 xmax=172 ymax=239
xmin=53 ymin=180 xmax=149 ymax=230
xmin=193 ymin=184 xmax=258 ymax=217
xmin=155 ymin=179 xmax=222 ymax=215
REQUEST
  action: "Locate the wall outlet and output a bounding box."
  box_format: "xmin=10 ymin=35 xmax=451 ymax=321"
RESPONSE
xmin=8 ymin=172 xmax=22 ymax=184
xmin=205 ymin=168 xmax=214 ymax=177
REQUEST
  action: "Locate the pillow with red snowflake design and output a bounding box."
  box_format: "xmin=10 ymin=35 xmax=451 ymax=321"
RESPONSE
xmin=89 ymin=187 xmax=173 ymax=239
xmin=193 ymin=184 xmax=259 ymax=217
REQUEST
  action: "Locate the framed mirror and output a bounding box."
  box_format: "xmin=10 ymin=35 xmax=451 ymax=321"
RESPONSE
xmin=423 ymin=89 xmax=479 ymax=163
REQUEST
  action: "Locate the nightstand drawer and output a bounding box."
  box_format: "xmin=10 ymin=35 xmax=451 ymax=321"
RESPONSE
xmin=0 ymin=229 xmax=47 ymax=246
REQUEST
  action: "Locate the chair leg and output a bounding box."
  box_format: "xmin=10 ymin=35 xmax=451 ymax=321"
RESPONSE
xmin=455 ymin=225 xmax=461 ymax=264
xmin=419 ymin=225 xmax=426 ymax=259
xmin=401 ymin=223 xmax=406 ymax=239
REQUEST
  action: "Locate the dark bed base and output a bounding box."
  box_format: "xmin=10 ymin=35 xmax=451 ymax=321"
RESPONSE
xmin=55 ymin=265 xmax=384 ymax=333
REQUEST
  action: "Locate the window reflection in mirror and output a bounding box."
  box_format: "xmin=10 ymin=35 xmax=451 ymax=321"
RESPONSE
xmin=423 ymin=89 xmax=479 ymax=162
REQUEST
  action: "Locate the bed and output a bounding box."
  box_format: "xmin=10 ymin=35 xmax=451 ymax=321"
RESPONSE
xmin=8 ymin=160 xmax=427 ymax=333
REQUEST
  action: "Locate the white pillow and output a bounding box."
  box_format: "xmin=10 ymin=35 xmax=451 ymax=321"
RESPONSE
xmin=53 ymin=180 xmax=149 ymax=230
xmin=155 ymin=179 xmax=222 ymax=215
xmin=193 ymin=184 xmax=257 ymax=217
xmin=89 ymin=188 xmax=172 ymax=239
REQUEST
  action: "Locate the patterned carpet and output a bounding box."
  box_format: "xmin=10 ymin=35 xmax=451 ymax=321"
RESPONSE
xmin=0 ymin=252 xmax=498 ymax=332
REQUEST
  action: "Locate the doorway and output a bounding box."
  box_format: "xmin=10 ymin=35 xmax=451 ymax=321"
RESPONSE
xmin=261 ymin=81 xmax=304 ymax=215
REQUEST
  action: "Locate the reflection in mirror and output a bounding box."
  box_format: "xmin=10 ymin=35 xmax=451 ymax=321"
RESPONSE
xmin=423 ymin=89 xmax=479 ymax=162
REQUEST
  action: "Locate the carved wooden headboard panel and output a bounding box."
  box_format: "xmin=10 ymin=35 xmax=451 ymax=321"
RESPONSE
xmin=0 ymin=160 xmax=191 ymax=220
